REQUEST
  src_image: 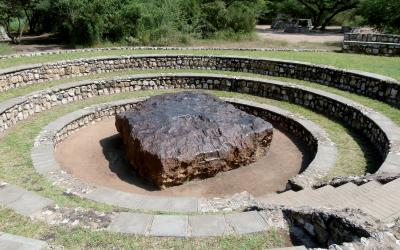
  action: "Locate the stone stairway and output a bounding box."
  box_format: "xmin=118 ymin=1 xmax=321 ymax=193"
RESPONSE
xmin=259 ymin=178 xmax=400 ymax=223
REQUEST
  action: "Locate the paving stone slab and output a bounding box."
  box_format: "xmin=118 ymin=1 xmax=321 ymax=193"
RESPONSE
xmin=107 ymin=212 xmax=152 ymax=235
xmin=0 ymin=185 xmax=26 ymax=205
xmin=0 ymin=233 xmax=48 ymax=250
xmin=225 ymin=211 xmax=268 ymax=234
xmin=7 ymin=192 xmax=54 ymax=217
xmin=164 ymin=197 xmax=198 ymax=213
xmin=84 ymin=183 xmax=199 ymax=213
xmin=189 ymin=215 xmax=228 ymax=237
xmin=84 ymin=187 xmax=143 ymax=209
xmin=149 ymin=215 xmax=188 ymax=237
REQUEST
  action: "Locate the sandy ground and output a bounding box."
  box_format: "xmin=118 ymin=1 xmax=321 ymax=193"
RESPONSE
xmin=55 ymin=118 xmax=311 ymax=198
xmin=5 ymin=26 xmax=343 ymax=54
xmin=256 ymin=25 xmax=343 ymax=43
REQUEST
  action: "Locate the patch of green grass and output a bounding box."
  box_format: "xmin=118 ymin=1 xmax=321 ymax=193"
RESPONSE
xmin=0 ymin=89 xmax=370 ymax=212
xmin=0 ymin=207 xmax=287 ymax=249
xmin=0 ymin=43 xmax=15 ymax=55
xmin=0 ymin=50 xmax=399 ymax=80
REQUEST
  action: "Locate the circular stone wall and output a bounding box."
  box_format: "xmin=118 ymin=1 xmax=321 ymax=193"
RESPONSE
xmin=0 ymin=55 xmax=398 ymax=106
xmin=9 ymin=73 xmax=396 ymax=177
xmin=33 ymin=97 xmax=336 ymax=212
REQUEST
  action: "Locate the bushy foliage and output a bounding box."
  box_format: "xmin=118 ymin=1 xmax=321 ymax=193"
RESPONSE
xmin=258 ymin=0 xmax=313 ymax=25
xmin=0 ymin=0 xmax=264 ymax=45
xmin=358 ymin=0 xmax=400 ymax=34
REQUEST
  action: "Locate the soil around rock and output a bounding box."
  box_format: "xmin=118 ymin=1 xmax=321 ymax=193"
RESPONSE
xmin=55 ymin=117 xmax=311 ymax=198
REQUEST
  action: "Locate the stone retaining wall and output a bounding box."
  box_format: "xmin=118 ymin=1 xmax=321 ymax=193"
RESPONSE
xmin=345 ymin=33 xmax=400 ymax=44
xmin=0 ymin=55 xmax=399 ymax=106
xmin=0 ymin=74 xmax=396 ymax=175
xmin=343 ymin=33 xmax=400 ymax=56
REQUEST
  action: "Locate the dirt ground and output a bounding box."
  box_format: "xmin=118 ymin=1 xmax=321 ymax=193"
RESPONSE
xmin=256 ymin=25 xmax=344 ymax=43
xmin=5 ymin=26 xmax=343 ymax=54
xmin=55 ymin=118 xmax=311 ymax=198
xmin=10 ymin=33 xmax=68 ymax=54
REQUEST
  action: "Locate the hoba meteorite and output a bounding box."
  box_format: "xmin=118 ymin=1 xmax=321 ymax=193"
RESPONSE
xmin=115 ymin=92 xmax=273 ymax=189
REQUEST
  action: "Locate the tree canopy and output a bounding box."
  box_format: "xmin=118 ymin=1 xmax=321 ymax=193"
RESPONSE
xmin=358 ymin=0 xmax=400 ymax=33
xmin=0 ymin=0 xmax=398 ymax=45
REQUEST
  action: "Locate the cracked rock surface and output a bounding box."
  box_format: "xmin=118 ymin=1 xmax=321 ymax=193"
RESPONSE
xmin=116 ymin=92 xmax=273 ymax=189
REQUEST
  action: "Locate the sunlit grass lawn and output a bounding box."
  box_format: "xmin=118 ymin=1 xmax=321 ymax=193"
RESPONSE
xmin=0 ymin=43 xmax=15 ymax=55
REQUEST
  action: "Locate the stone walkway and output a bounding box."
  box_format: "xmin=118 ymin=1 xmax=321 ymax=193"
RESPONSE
xmin=0 ymin=182 xmax=281 ymax=237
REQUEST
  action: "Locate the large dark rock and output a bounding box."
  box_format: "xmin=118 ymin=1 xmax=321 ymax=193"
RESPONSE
xmin=115 ymin=92 xmax=273 ymax=189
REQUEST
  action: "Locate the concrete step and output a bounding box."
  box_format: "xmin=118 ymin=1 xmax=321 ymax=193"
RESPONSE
xmin=358 ymin=180 xmax=382 ymax=191
xmin=259 ymin=190 xmax=299 ymax=205
xmin=259 ymin=178 xmax=400 ymax=222
xmin=292 ymin=186 xmax=338 ymax=207
xmin=311 ymin=183 xmax=363 ymax=207
xmin=380 ymin=178 xmax=400 ymax=191
xmin=342 ymin=188 xmax=400 ymax=220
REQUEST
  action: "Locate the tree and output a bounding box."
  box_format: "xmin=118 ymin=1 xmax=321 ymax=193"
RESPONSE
xmin=359 ymin=0 xmax=400 ymax=34
xmin=0 ymin=0 xmax=28 ymax=43
xmin=296 ymin=0 xmax=359 ymax=29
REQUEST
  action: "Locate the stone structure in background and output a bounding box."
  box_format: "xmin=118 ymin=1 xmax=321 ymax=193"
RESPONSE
xmin=343 ymin=33 xmax=400 ymax=56
xmin=0 ymin=26 xmax=10 ymax=41
xmin=116 ymin=92 xmax=273 ymax=189
xmin=271 ymin=18 xmax=312 ymax=33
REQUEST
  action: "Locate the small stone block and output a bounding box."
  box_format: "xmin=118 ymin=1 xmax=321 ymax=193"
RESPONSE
xmin=0 ymin=233 xmax=48 ymax=250
xmin=8 ymin=193 xmax=53 ymax=217
xmin=84 ymin=187 xmax=143 ymax=210
xmin=107 ymin=212 xmax=152 ymax=234
xmin=189 ymin=215 xmax=227 ymax=237
xmin=225 ymin=211 xmax=267 ymax=234
xmin=0 ymin=185 xmax=26 ymax=205
xmin=149 ymin=215 xmax=188 ymax=237
xmin=165 ymin=198 xmax=198 ymax=213
xmin=134 ymin=196 xmax=171 ymax=211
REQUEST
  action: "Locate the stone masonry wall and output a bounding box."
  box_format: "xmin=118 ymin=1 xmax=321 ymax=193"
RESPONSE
xmin=0 ymin=55 xmax=399 ymax=106
xmin=343 ymin=33 xmax=400 ymax=56
xmin=345 ymin=33 xmax=400 ymax=44
xmin=54 ymin=102 xmax=139 ymax=143
xmin=0 ymin=75 xmax=389 ymax=166
xmin=234 ymin=104 xmax=317 ymax=154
